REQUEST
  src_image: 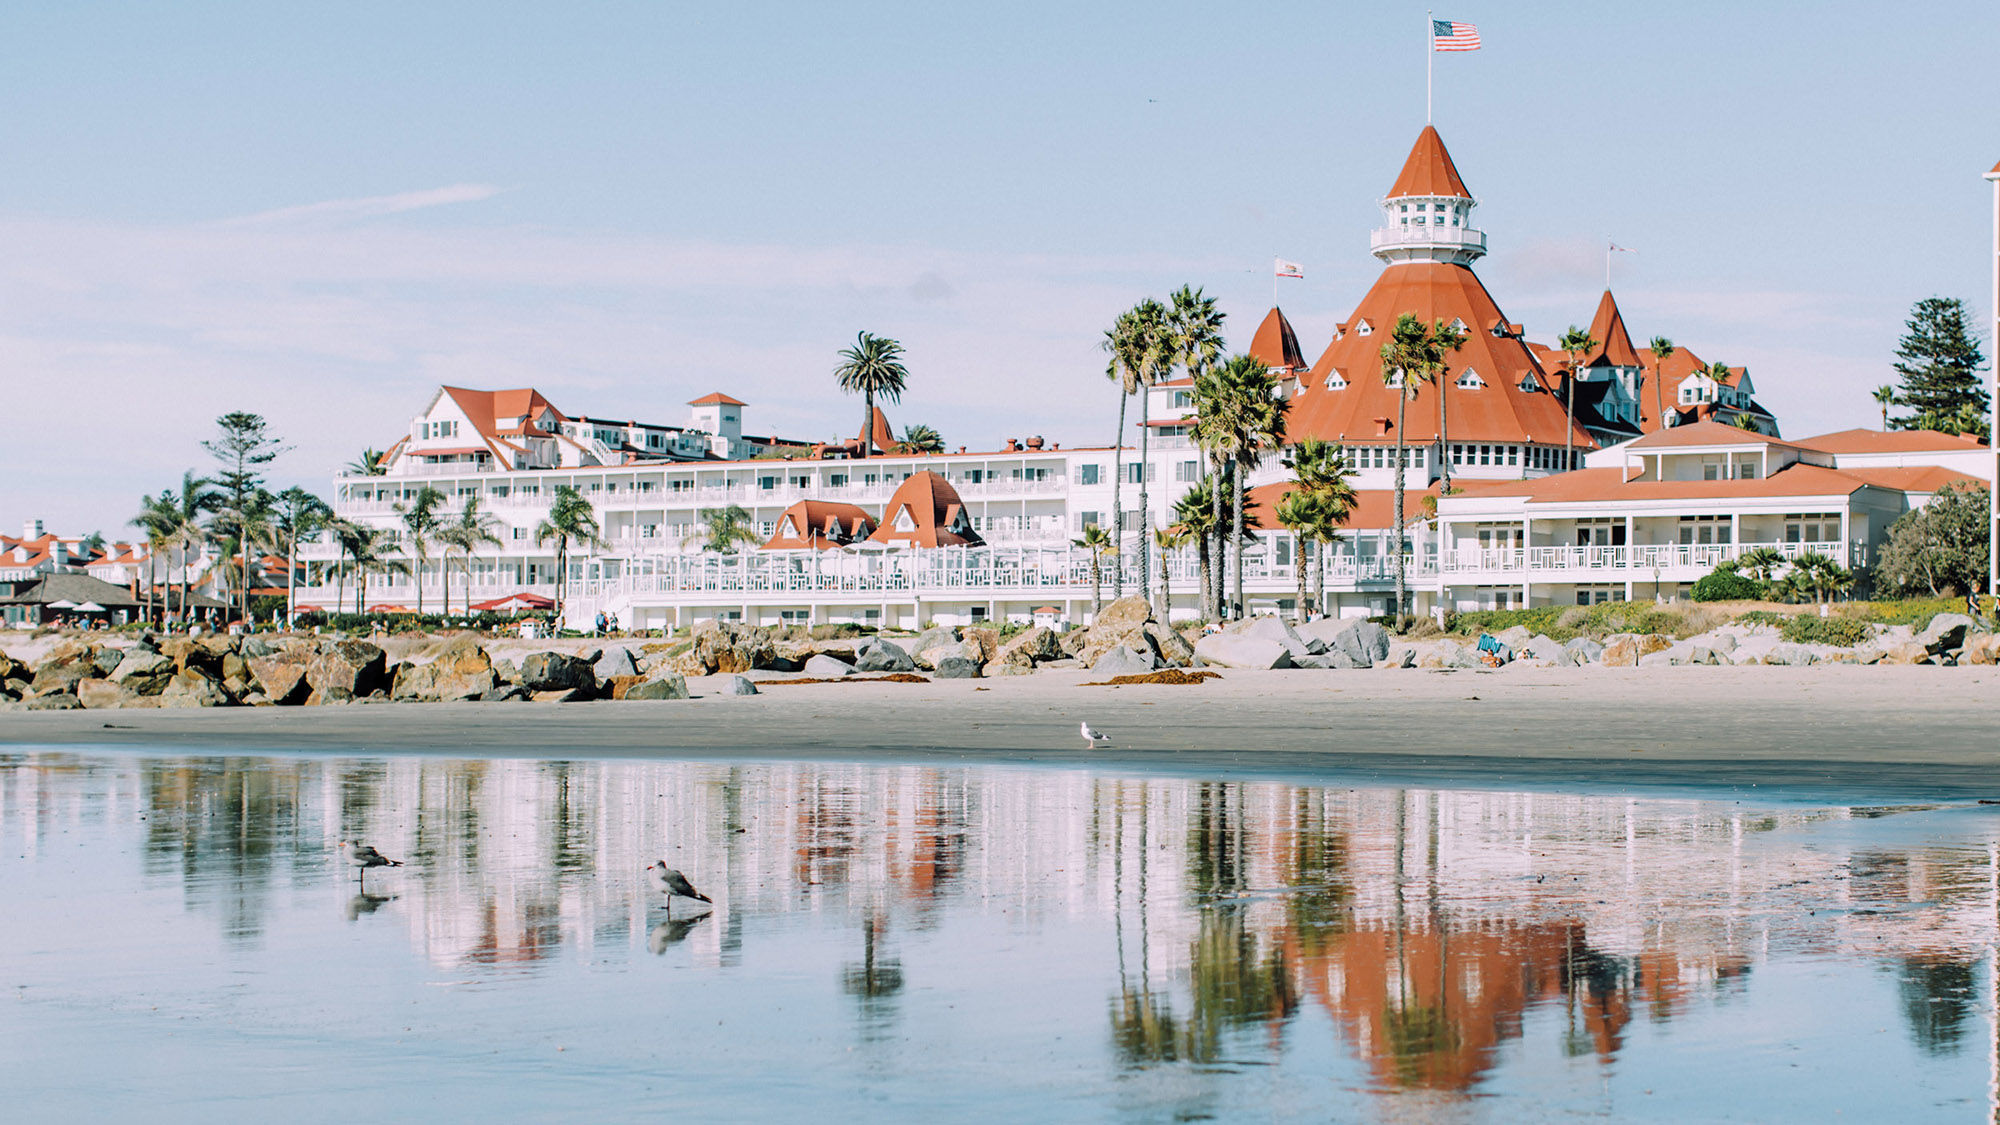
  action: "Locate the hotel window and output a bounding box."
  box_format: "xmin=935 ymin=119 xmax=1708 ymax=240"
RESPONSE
xmin=758 ymin=476 xmax=777 ymax=491
xmin=1177 ymin=460 xmax=1199 ymax=482
xmin=1678 ymin=516 xmax=1731 ymax=545
xmin=1078 ymin=464 xmax=1100 ymax=485
xmin=1784 ymin=514 xmax=1839 ymax=543
xmin=1173 ymin=391 xmax=1193 ymax=408
xmin=1738 ymin=463 xmax=1757 ymax=479
xmin=829 ymin=474 xmax=848 ymax=488
xmin=1126 ymin=463 xmax=1145 ymax=485
xmin=1703 ymin=463 xmax=1722 ymax=481
xmin=1079 ymin=511 xmax=1101 ymax=530
xmin=511 ymin=528 xmax=526 ymax=541
xmin=670 ymin=479 xmax=692 ymax=492
xmin=789 ymin=475 xmax=809 ymax=489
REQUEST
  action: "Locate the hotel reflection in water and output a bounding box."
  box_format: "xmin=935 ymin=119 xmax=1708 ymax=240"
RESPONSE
xmin=4 ymin=754 xmax=1996 ymax=1090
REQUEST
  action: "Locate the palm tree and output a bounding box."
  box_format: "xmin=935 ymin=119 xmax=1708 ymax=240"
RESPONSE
xmin=435 ymin=493 xmax=502 ymax=618
xmin=1161 ymin=287 xmax=1225 ymax=605
xmin=892 ymin=424 xmax=943 ymax=455
xmin=1274 ymin=490 xmax=1324 ymax=624
xmin=1192 ymin=355 xmax=1287 ymax=620
xmin=393 ymin=486 xmax=447 ymax=614
xmin=1283 ymin=439 xmax=1359 ymax=616
xmin=1871 ymin=384 xmax=1897 ymax=429
xmin=1730 ymin=412 xmax=1761 ymax=432
xmin=1172 ymin=483 xmax=1221 ymax=624
xmin=1429 ymin=319 xmax=1470 ymax=490
xmin=328 ymin=516 xmax=367 ymax=615
xmin=698 ymin=505 xmax=761 ymax=553
xmin=1737 ymin=545 xmax=1785 ymax=585
xmin=1380 ymin=316 xmax=1462 ymax=630
xmin=533 ymin=484 xmax=603 ymax=622
xmin=1556 ymin=326 xmax=1599 ymax=473
xmin=1101 ymin=299 xmax=1172 ymax=599
xmin=270 ymin=487 xmax=332 ymax=628
xmin=833 ymin=331 xmax=909 ymax=460
xmin=1649 ymin=336 xmax=1675 ymax=432
xmin=1151 ymin=525 xmax=1186 ymax=622
xmin=131 ymin=493 xmax=179 ymax=626
xmin=346 ymin=449 xmax=389 ymax=476
xmin=344 ymin=526 xmax=409 ymax=617
xmin=1073 ymin=523 xmax=1116 ymax=617
xmin=157 ymin=470 xmax=219 ymax=626
xmin=1791 ymin=551 xmax=1853 ymax=605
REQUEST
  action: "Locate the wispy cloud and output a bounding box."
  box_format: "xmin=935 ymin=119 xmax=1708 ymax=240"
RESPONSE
xmin=216 ymin=183 xmax=504 ymax=227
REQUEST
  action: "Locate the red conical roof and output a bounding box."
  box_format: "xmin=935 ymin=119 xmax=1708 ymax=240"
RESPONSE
xmin=1386 ymin=126 xmax=1471 ymax=200
xmin=1584 ymin=290 xmax=1643 ymax=368
xmin=1249 ymin=307 xmax=1307 ymax=372
xmin=1290 ymin=262 xmax=1593 ymax=449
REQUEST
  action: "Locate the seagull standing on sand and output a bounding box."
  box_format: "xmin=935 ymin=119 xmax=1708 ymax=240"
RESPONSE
xmin=1081 ymin=721 xmax=1112 ymax=747
xmin=647 ymin=862 xmax=712 ymax=917
xmin=339 ymin=840 xmax=402 ymax=890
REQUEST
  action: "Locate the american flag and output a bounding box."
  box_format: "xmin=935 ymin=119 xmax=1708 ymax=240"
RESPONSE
xmin=1432 ymin=19 xmax=1480 ymax=51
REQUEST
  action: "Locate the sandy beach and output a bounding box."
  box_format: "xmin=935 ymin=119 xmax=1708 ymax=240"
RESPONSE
xmin=4 ymin=664 xmax=1995 ymax=802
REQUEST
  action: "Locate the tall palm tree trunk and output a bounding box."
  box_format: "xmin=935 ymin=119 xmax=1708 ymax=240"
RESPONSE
xmin=285 ymin=537 xmax=298 ymax=630
xmin=1394 ymin=395 xmax=1409 ymax=632
xmin=1316 ymin=535 xmax=1328 ymax=620
xmin=1294 ymin=536 xmax=1309 ymax=624
xmin=1564 ymin=376 xmax=1575 ymax=473
xmin=1438 ymin=375 xmax=1450 ymax=491
xmin=1136 ymin=391 xmax=1150 ymax=608
xmin=1209 ymin=457 xmax=1225 ymax=619
xmin=1109 ymin=392 xmax=1126 ymax=598
xmin=859 ymin=389 xmax=873 ymax=460
xmin=1230 ymin=461 xmax=1246 ymax=620
xmin=1157 ymin=552 xmax=1170 ymax=622
xmin=1195 ymin=538 xmax=1212 ymax=624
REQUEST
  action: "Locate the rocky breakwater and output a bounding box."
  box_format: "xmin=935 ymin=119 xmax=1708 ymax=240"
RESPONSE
xmin=1193 ymin=615 xmax=1391 ymax=670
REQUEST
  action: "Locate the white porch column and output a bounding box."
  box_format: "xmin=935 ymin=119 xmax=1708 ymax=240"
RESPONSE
xmin=1839 ymin=508 xmax=1852 ymax=567
xmin=1521 ymin=516 xmax=1532 ymax=605
xmin=1730 ymin=512 xmax=1741 ymax=558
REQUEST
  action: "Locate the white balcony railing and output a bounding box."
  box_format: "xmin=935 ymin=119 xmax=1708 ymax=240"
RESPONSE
xmin=1439 ymin=540 xmax=1864 ymax=576
xmin=1370 ymin=224 xmax=1488 ymax=254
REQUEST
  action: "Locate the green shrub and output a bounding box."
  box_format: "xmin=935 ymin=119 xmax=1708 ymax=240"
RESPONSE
xmin=1444 ymin=603 xmax=1711 ymax=642
xmin=1691 ymin=569 xmax=1764 ymax=602
xmin=1779 ymin=615 xmax=1871 ymax=646
xmin=1735 ymin=610 xmax=1788 ymax=628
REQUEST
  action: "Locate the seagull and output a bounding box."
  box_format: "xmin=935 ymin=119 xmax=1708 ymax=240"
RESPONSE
xmin=339 ymin=840 xmax=402 ymax=890
xmin=647 ymin=862 xmax=712 ymax=916
xmin=1081 ymin=721 xmax=1112 ymax=747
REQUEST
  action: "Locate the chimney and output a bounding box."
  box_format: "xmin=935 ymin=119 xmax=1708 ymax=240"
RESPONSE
xmin=1026 ymin=435 xmax=1044 ymax=449
xmin=1005 ymin=438 xmax=1019 ymax=452
xmin=23 ymin=518 xmax=42 ymax=539
xmin=50 ymin=540 xmax=67 ymax=568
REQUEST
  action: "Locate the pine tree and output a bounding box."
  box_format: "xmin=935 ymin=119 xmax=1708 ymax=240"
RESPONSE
xmin=1890 ymin=297 xmax=1989 ymax=437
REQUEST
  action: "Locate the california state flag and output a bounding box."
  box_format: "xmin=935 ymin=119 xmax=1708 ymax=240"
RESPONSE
xmin=1274 ymin=258 xmax=1305 ymax=279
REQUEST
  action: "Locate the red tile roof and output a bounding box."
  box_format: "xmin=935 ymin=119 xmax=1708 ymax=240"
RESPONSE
xmin=1292 ymin=261 xmax=1594 ymax=449
xmin=1249 ymin=307 xmax=1307 ymax=372
xmin=1792 ymin=428 xmax=1990 ymax=454
xmin=1626 ymin=419 xmax=1802 ymax=451
xmin=1245 ymin=483 xmax=1438 ymax=531
xmin=1584 ymin=290 xmax=1642 ymax=368
xmin=1834 ymin=466 xmax=1983 ymax=493
xmin=1448 ymin=461 xmax=1883 ymax=505
xmin=1386 ymin=125 xmax=1471 ymax=200
xmin=689 ymin=392 xmax=747 ymax=406
xmin=868 ymin=471 xmax=983 ymax=548
xmin=761 ymin=501 xmax=878 ymax=550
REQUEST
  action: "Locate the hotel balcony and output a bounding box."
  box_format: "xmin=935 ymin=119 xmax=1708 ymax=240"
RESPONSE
xmin=1438 ymin=540 xmax=1864 ymax=580
xmin=1369 ymin=224 xmax=1488 ymax=256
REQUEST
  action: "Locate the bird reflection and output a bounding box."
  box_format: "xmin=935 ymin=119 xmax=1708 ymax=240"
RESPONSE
xmin=648 ymin=915 xmax=708 ymax=954
xmin=345 ymin=892 xmax=395 ymax=921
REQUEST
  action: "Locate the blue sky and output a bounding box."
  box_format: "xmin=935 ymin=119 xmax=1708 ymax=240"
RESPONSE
xmin=3 ymin=1 xmax=1995 ymax=535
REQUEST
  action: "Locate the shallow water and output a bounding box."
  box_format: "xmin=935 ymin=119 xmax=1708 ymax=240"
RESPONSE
xmin=3 ymin=749 xmax=1998 ymax=1122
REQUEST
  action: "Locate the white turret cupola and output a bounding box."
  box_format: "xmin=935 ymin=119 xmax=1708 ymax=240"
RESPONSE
xmin=1371 ymin=125 xmax=1486 ymax=267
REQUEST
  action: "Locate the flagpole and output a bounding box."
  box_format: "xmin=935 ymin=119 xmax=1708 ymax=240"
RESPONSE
xmin=1426 ymin=10 xmax=1433 ymax=124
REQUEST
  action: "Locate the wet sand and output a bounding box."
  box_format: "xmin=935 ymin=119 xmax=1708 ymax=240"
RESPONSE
xmin=4 ymin=665 xmax=1996 ymax=802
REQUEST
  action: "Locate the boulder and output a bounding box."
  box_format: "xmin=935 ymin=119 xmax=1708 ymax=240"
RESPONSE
xmin=1521 ymin=635 xmax=1567 ymax=665
xmin=29 ymin=652 xmax=94 ymax=695
xmin=713 ymin=674 xmax=760 ymax=695
xmin=677 ymin=621 xmax=778 ymax=675
xmin=1145 ymin=622 xmax=1196 ymax=667
xmin=1230 ymin=615 xmax=1318 ymax=660
xmin=491 ymin=657 xmax=521 ymax=685
xmin=21 ymin=692 xmax=81 ymax=710
xmin=1444 ymin=644 xmax=1485 ymax=669
xmin=1303 ymin=618 xmax=1389 ymax=665
xmin=624 ymin=674 xmax=690 ymax=701
xmin=1058 ymin=628 xmax=1092 ymax=658
xmin=1094 ymin=595 xmax=1154 ymax=632
xmin=1601 ymin=634 xmax=1673 ymax=667
xmin=1383 ymin=646 xmax=1418 ymax=669
xmin=932 ymin=656 xmax=984 ymax=679
xmin=531 ymin=687 xmax=593 ymax=703
xmin=1879 ymin=642 xmax=1933 ymax=665
xmin=307 ymin=640 xmax=388 ymax=701
xmin=1292 ymin=653 xmax=1343 ymax=670
xmin=803 ymin=654 xmax=856 ymax=677
xmin=519 ymin=651 xmax=597 ymax=696
xmin=1964 ymin=634 xmax=2000 ymax=666
xmin=77 ymin=678 xmax=134 ymax=709
xmin=962 ymin=627 xmax=1001 ymax=664
xmin=1091 ymin=646 xmax=1158 ymax=678
xmin=997 ymin=626 xmax=1061 ymax=667
xmin=110 ymin=649 xmax=175 ymax=695
xmin=855 ymin=640 xmax=916 ymax=674
xmin=911 ymin=626 xmax=959 ymax=663
xmin=161 ymin=637 xmax=222 ymax=676
xmin=90 ymin=647 xmax=125 ymax=677
xmin=1687 ymin=646 xmax=1731 ymax=666
xmin=1761 ymin=643 xmax=1819 ymax=666
xmin=481 ymin=684 xmax=533 ymax=702
xmin=1495 ymin=625 xmax=1534 ymax=650
xmin=247 ymin=656 xmax=311 ymax=705
xmin=1193 ymin=633 xmax=1293 ymax=670
xmin=809 ymin=622 xmax=866 ymax=640
xmin=983 ymin=661 xmax=1036 ymax=677
xmin=1564 ymin=638 xmax=1605 ymax=666
xmin=1638 ymin=649 xmax=1679 ymax=668
xmin=919 ymin=639 xmax=984 ymax=671
xmin=1686 ymin=631 xmax=1739 ymax=655
xmin=1917 ymin=613 xmax=1976 ymax=655
xmin=593 ymin=647 xmax=639 ymax=681
xmin=160 ymin=668 xmax=229 ymax=707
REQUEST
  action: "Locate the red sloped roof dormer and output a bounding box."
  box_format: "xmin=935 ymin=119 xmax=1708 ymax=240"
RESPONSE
xmin=1386 ymin=125 xmax=1472 ymax=200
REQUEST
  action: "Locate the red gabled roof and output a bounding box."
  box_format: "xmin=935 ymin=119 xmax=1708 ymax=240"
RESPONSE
xmin=1835 ymin=466 xmax=1983 ymax=493
xmin=761 ymin=500 xmax=878 ymax=550
xmin=1584 ymin=291 xmax=1643 ymax=368
xmin=1792 ymin=428 xmax=1990 ymax=454
xmin=1450 ymin=461 xmax=1874 ymax=505
xmin=1249 ymin=307 xmax=1307 ymax=372
xmin=1292 ymin=261 xmax=1593 ymax=449
xmin=1633 ymin=345 xmax=1707 ymax=434
xmin=689 ymin=392 xmax=746 ymax=406
xmin=1627 ymin=419 xmax=1802 ymax=451
xmin=868 ymin=471 xmax=983 ymax=548
xmin=1386 ymin=125 xmax=1471 ymax=200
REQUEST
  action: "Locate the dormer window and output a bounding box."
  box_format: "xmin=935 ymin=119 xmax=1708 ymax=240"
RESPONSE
xmin=1325 ymin=369 xmax=1348 ymax=390
xmin=1355 ymin=320 xmax=1373 ymax=336
xmin=1448 ymin=318 xmax=1467 ymax=332
xmin=1456 ymin=368 xmax=1484 ymax=388
xmin=1518 ymin=371 xmax=1540 ymax=392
